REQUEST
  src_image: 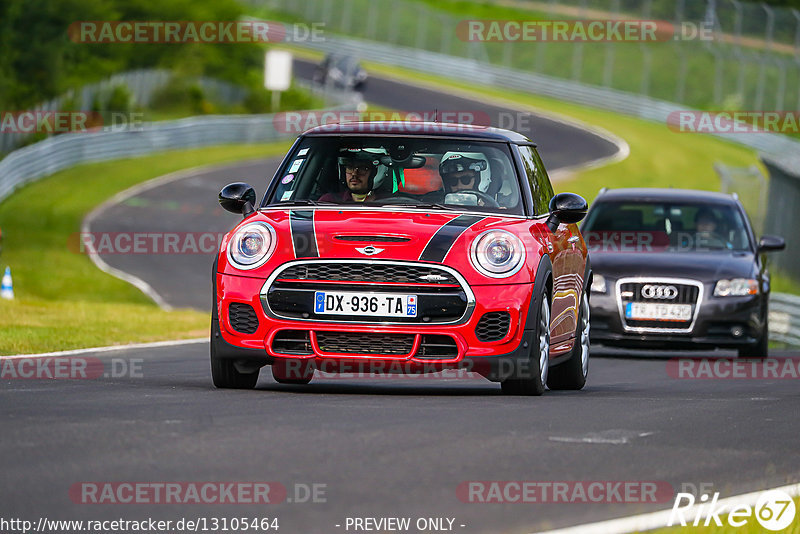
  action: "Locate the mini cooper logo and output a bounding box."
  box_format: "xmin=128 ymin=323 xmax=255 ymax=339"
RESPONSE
xmin=355 ymin=245 xmax=384 ymax=256
xmin=641 ymin=284 xmax=679 ymax=300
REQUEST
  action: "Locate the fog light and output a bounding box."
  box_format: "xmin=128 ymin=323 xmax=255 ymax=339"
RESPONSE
xmin=731 ymin=326 xmax=744 ymax=338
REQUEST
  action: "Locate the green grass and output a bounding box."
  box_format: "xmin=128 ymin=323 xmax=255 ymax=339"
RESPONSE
xmin=351 ymin=60 xmax=800 ymax=296
xmin=350 ymin=60 xmax=762 ymax=199
xmin=0 ymin=142 xmax=292 ymax=355
xmin=260 ymin=0 xmax=798 ymax=113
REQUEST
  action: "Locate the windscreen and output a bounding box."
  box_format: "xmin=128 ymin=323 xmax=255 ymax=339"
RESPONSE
xmin=266 ymin=136 xmax=523 ymax=215
xmin=582 ymin=201 xmax=752 ymax=252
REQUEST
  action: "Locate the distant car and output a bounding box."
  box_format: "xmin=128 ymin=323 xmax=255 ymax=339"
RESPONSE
xmin=313 ymin=54 xmax=367 ymax=91
xmin=211 ymin=121 xmax=591 ymax=395
xmin=581 ymin=188 xmax=785 ymax=357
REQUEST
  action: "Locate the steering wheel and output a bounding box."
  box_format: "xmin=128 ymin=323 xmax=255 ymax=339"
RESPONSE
xmin=471 ymin=191 xmax=500 ymax=208
xmin=380 ymin=195 xmax=422 ymax=204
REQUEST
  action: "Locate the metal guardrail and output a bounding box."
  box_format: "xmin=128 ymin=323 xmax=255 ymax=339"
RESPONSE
xmin=769 ymin=293 xmax=800 ymax=347
xmin=293 ymin=36 xmax=800 ymax=162
xmin=0 ymin=69 xmax=254 ymax=154
xmin=0 ymin=85 xmax=360 ymax=204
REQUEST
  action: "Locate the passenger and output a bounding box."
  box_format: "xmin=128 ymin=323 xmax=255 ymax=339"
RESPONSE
xmin=439 ymin=154 xmax=485 ymax=195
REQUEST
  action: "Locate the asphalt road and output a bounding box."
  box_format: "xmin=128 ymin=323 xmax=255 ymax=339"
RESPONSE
xmin=3 ymin=345 xmax=800 ymax=534
xmin=4 ymin=61 xmax=799 ymax=534
xmin=87 ymin=60 xmax=621 ymax=311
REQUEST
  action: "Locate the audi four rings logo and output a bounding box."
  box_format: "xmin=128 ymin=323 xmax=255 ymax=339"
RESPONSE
xmin=641 ymin=284 xmax=679 ymax=299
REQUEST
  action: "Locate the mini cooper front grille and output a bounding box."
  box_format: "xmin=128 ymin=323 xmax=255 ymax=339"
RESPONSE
xmin=315 ymin=332 xmax=415 ymax=355
xmin=415 ymin=335 xmax=459 ymax=359
xmin=475 ymin=312 xmax=511 ymax=342
xmin=228 ymin=303 xmax=259 ymax=334
xmin=265 ymin=261 xmax=473 ymax=325
xmin=277 ymin=263 xmax=458 ymax=285
xmin=272 ymin=330 xmax=313 ymax=355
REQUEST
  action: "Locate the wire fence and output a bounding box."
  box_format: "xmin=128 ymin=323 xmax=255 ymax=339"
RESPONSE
xmin=264 ymin=0 xmax=800 ymax=113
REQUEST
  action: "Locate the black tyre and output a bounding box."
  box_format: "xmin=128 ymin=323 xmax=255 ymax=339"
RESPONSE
xmin=501 ymin=295 xmax=550 ymax=396
xmin=548 ymin=288 xmax=590 ymax=390
xmin=210 ymin=326 xmax=259 ymax=389
xmin=738 ymin=306 xmax=769 ymax=359
xmin=271 ymin=359 xmax=314 ymax=385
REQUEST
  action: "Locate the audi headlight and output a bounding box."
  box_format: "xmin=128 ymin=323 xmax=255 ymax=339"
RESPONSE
xmin=714 ymin=278 xmax=758 ymax=297
xmin=591 ymin=274 xmax=607 ymax=294
xmin=470 ymin=230 xmax=525 ymax=278
xmin=227 ymin=222 xmax=276 ymax=270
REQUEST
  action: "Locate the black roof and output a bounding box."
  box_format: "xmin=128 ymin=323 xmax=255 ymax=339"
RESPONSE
xmin=301 ymin=121 xmax=534 ymax=144
xmin=594 ymin=188 xmax=738 ymax=205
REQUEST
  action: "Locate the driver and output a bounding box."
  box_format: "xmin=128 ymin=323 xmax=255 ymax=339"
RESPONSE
xmin=320 ymin=151 xmax=380 ymax=203
xmin=439 ymin=154 xmax=486 ymax=195
xmin=694 ymin=207 xmax=728 ymax=249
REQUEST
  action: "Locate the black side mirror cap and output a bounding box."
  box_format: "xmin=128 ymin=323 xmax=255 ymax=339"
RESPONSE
xmin=546 ymin=192 xmax=588 ymax=232
xmin=219 ymin=182 xmax=257 ymax=217
xmin=758 ymin=234 xmax=785 ymax=253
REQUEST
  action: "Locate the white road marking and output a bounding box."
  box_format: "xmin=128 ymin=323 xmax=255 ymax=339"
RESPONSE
xmin=548 ymin=430 xmax=655 ymax=445
xmin=532 ymin=482 xmax=800 ymax=534
xmin=0 ymin=337 xmax=206 ymax=359
xmin=81 ymin=158 xmax=273 ymax=311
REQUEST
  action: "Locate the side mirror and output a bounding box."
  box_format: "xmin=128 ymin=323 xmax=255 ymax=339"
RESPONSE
xmin=219 ymin=183 xmax=257 ymax=218
xmin=757 ymin=235 xmax=785 ymax=253
xmin=546 ymin=192 xmax=588 ymax=232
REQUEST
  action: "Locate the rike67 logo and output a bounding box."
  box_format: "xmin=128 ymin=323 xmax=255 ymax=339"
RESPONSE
xmin=668 ymin=489 xmax=796 ymax=531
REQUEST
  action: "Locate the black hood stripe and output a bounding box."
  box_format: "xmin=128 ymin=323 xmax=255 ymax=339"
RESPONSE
xmin=420 ymin=214 xmax=485 ymax=263
xmin=290 ymin=210 xmax=318 ymax=258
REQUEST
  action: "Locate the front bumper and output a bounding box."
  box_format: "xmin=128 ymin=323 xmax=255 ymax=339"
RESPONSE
xmin=216 ymin=271 xmax=542 ymax=380
xmin=590 ymin=287 xmax=766 ymax=350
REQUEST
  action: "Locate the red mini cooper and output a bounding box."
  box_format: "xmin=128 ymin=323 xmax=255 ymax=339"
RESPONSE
xmin=212 ymin=122 xmax=591 ymax=395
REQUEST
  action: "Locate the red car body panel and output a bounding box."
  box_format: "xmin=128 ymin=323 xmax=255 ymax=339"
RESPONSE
xmin=215 ymin=208 xmax=586 ymax=367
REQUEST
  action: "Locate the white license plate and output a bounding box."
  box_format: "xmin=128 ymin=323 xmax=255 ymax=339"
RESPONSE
xmin=625 ymin=302 xmax=692 ymax=321
xmin=314 ymin=291 xmax=417 ymax=317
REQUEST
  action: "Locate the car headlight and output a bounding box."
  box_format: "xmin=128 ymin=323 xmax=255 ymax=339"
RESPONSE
xmin=591 ymin=274 xmax=607 ymax=294
xmin=470 ymin=230 xmax=525 ymax=278
xmin=227 ymin=222 xmax=276 ymax=270
xmin=714 ymin=278 xmax=758 ymax=297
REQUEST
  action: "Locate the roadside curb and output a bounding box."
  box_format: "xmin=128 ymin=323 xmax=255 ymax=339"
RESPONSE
xmin=534 ymin=482 xmax=800 ymax=534
xmin=0 ymin=337 xmax=207 ymax=359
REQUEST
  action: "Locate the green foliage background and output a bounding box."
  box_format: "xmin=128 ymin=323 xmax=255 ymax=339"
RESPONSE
xmin=0 ymin=0 xmax=265 ymax=109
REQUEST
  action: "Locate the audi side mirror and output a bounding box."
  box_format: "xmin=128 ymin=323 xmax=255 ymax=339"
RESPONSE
xmin=219 ymin=182 xmax=257 ymax=218
xmin=546 ymin=193 xmax=588 ymax=232
xmin=757 ymin=235 xmax=785 ymax=253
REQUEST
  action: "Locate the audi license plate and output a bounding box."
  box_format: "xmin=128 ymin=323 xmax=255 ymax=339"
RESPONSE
xmin=625 ymin=302 xmax=692 ymax=321
xmin=314 ymin=291 xmax=417 ymax=317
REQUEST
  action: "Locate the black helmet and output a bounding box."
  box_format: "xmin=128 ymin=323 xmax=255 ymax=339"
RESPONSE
xmin=338 ymin=149 xmax=380 ymax=189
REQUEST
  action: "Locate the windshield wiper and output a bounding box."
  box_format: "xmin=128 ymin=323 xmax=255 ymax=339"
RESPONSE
xmin=273 ymin=199 xmax=336 ymax=207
